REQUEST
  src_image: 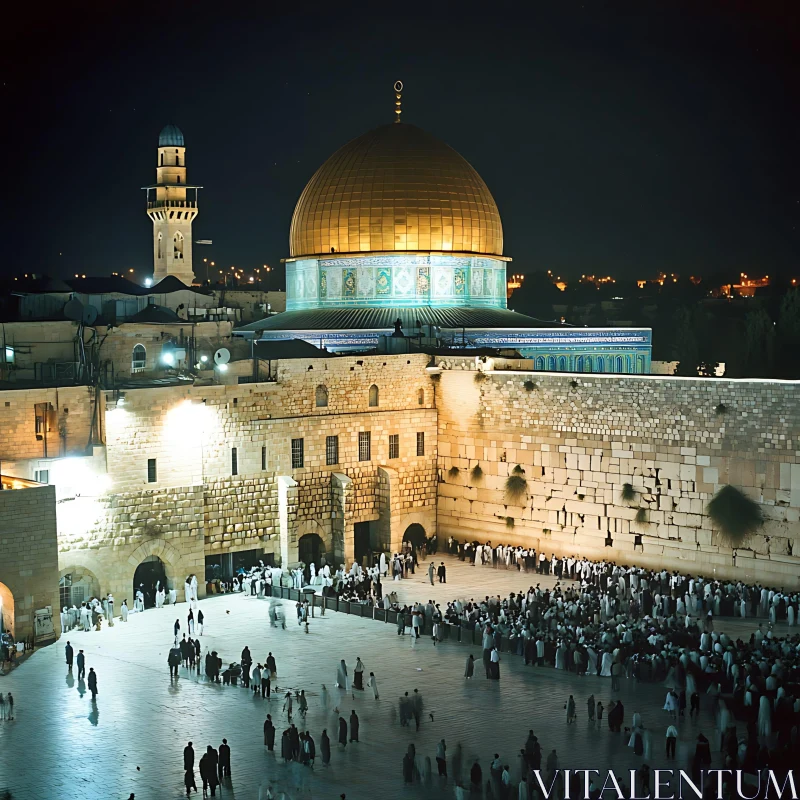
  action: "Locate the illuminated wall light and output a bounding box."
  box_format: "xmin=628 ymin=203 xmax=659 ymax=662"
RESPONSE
xmin=217 ymin=363 xmax=228 ymax=372
xmin=144 ymin=278 xmax=153 ymax=287
xmin=162 ymin=352 xmax=175 ymax=366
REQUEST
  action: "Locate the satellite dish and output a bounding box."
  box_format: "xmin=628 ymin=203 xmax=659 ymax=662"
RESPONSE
xmin=214 ymin=348 xmax=230 ymax=365
xmin=64 ymin=298 xmax=85 ymax=322
xmin=83 ymin=305 xmax=98 ymax=325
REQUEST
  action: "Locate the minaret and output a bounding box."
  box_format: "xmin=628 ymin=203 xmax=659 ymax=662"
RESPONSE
xmin=142 ymin=125 xmax=201 ymax=285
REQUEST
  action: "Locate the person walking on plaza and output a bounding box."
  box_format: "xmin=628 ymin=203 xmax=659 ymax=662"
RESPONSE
xmin=436 ymin=739 xmax=447 ymax=778
xmin=266 ymin=652 xmax=277 ymax=681
xmin=121 ymin=599 xmax=128 ymax=622
xmin=298 ymin=689 xmax=308 ymax=717
xmin=338 ymin=716 xmax=348 ymax=748
xmin=428 ymin=561 xmax=435 ymax=586
xmin=65 ymin=640 xmax=74 ymax=670
xmin=199 ymin=746 xmax=219 ymax=797
xmin=368 ymin=671 xmax=380 ymax=699
xmin=184 ymin=767 xmax=197 ymax=797
xmin=251 ymin=663 xmax=262 ymax=695
xmin=173 ymin=618 xmax=181 ymax=645
xmin=283 ymin=691 xmax=293 ymax=721
xmin=588 ymin=694 xmax=595 ymax=722
xmin=264 ymin=715 xmax=275 ymax=750
xmin=169 ymin=645 xmax=181 ymax=678
xmin=197 ymin=608 xmax=204 ymax=635
xmin=465 ymin=654 xmax=475 ymax=679
xmin=412 ymin=688 xmax=423 ymax=731
xmin=187 ymin=608 xmax=195 ymax=635
xmin=88 ymin=667 xmax=98 ymax=701
xmin=218 ymin=739 xmax=231 ymax=780
xmin=241 ymin=646 xmax=252 ymax=689
xmin=321 ymin=729 xmax=331 ymax=765
xmin=0 ymin=693 xmax=5 ymax=721
xmin=666 ymin=724 xmax=678 ymax=759
xmin=261 ymin=669 xmax=270 ymax=699
xmin=5 ymin=693 xmax=12 ymax=721
xmin=353 ymin=657 xmax=365 ymax=690
xmin=349 ymin=710 xmax=360 ymax=742
xmin=77 ymin=649 xmax=86 ymax=680
xmin=184 ymin=742 xmax=197 ymax=795
xmin=437 ymin=562 xmax=447 ymax=583
xmin=565 ymin=695 xmax=576 ymax=724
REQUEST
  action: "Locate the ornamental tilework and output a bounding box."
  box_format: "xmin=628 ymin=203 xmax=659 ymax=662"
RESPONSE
xmin=454 ymin=268 xmax=466 ymax=296
xmin=376 ymin=268 xmax=391 ymax=296
xmin=433 ymin=266 xmax=453 ymax=297
xmin=417 ymin=267 xmax=430 ymax=296
xmin=471 ymin=268 xmax=484 ymax=296
xmin=327 ymin=269 xmax=342 ymax=300
xmin=394 ymin=266 xmax=413 ymax=296
xmin=343 ymin=269 xmax=357 ymax=298
xmin=357 ymin=266 xmax=376 ymax=297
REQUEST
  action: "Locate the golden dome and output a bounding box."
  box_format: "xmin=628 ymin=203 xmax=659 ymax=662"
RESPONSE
xmin=289 ymin=123 xmax=503 ymax=258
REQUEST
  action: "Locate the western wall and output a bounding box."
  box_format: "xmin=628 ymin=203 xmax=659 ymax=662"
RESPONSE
xmin=435 ymin=366 xmax=800 ymax=586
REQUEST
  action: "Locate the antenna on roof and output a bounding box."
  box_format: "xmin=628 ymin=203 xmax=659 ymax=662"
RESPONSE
xmin=394 ymin=80 xmax=403 ymax=123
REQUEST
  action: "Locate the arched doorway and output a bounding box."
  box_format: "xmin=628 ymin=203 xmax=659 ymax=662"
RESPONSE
xmin=0 ymin=582 xmax=13 ymax=637
xmin=133 ymin=556 xmax=167 ymax=609
xmin=59 ymin=567 xmax=101 ymax=610
xmin=402 ymin=523 xmax=426 ymax=556
xmin=298 ymin=534 xmax=325 ymax=567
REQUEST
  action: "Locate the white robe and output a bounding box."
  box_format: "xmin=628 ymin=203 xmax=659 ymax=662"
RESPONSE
xmin=757 ymin=695 xmax=772 ymax=738
xmin=600 ymin=652 xmax=613 ymax=677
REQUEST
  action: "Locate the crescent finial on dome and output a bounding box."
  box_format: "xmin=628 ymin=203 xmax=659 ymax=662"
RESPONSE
xmin=394 ymin=80 xmax=403 ymax=123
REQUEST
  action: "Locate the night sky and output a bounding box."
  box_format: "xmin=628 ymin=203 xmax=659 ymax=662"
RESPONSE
xmin=2 ymin=1 xmax=798 ymax=283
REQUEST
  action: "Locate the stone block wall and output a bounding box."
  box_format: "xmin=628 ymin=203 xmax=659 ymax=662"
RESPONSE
xmin=0 ymin=386 xmax=96 ymax=461
xmin=437 ymin=369 xmax=800 ymax=586
xmin=0 ymin=484 xmax=60 ymax=642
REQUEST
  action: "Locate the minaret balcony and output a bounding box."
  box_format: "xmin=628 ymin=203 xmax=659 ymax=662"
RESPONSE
xmin=147 ymin=200 xmax=198 ymax=210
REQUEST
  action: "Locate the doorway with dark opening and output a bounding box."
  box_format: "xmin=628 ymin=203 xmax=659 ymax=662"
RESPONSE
xmin=133 ymin=556 xmax=167 ymax=609
xmin=402 ymin=523 xmax=426 ymax=557
xmin=354 ymin=522 xmax=371 ymax=566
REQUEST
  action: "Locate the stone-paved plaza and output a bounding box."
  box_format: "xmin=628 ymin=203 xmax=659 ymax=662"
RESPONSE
xmin=0 ymin=556 xmax=764 ymax=800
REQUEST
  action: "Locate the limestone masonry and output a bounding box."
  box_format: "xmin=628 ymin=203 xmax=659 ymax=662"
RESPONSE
xmin=2 ymin=355 xmax=800 ymax=641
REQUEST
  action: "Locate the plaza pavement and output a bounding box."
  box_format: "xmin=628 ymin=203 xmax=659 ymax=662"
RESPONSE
xmin=0 ymin=555 xmax=761 ymax=800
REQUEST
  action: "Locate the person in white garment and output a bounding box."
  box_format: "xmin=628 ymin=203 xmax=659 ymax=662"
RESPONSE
xmin=106 ymin=594 xmax=114 ymax=626
xmin=134 ymin=589 xmax=145 ymax=613
xmin=120 ymin=599 xmax=128 ymax=622
xmin=190 ymin=574 xmax=199 ymax=604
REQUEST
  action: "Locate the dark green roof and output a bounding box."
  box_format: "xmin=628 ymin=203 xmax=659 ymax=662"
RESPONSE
xmin=159 ymin=124 xmax=184 ymax=147
xmin=236 ymin=306 xmax=562 ymax=334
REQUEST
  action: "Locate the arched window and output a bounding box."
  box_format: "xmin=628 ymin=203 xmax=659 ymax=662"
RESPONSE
xmin=160 ymin=153 xmax=164 ymax=166
xmin=547 ymin=356 xmax=556 ymax=371
xmin=173 ymin=232 xmax=184 ymax=259
xmin=417 ymin=388 xmax=424 ymax=405
xmin=558 ymin=356 xmax=567 ymax=371
xmin=535 ymin=356 xmax=545 ymax=371
xmin=597 ymin=356 xmax=605 ymax=373
xmin=585 ymin=356 xmax=593 ymax=373
xmin=315 ymin=385 xmax=328 ymax=408
xmin=176 ymin=175 xmax=181 ymax=184
xmin=616 ymin=356 xmax=624 ymax=373
xmin=157 ymin=233 xmax=162 ymax=259
xmin=576 ymin=356 xmax=584 ymax=372
xmin=368 ymin=384 xmax=379 ymax=407
xmin=132 ymin=344 xmax=146 ymax=373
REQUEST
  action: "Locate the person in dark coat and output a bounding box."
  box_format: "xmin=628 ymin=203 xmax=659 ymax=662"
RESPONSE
xmin=349 ymin=710 xmax=359 ymax=742
xmin=281 ymin=730 xmax=292 ymax=762
xmin=87 ymin=668 xmax=98 ymax=700
xmin=76 ymin=649 xmax=86 ymax=680
xmin=338 ymin=716 xmax=348 ymax=747
xmin=264 ymin=715 xmax=275 ymax=750
xmin=184 ymin=742 xmax=195 ymax=772
xmin=403 ymin=751 xmax=414 ymax=783
xmin=168 ymin=646 xmax=181 ymax=678
xmin=218 ymin=739 xmax=231 ymax=779
xmin=321 ymin=730 xmax=331 ymax=764
xmin=289 ymin=724 xmax=300 ymax=761
xmin=199 ymin=747 xmax=219 ymax=797
xmin=471 ymin=759 xmax=483 ymax=789
xmin=241 ymin=646 xmax=252 ymax=688
xmin=65 ymin=641 xmax=74 ymax=669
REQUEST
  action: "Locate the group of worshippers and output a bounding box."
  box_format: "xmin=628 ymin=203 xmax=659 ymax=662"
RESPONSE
xmin=183 ymin=740 xmax=230 ymax=797
xmin=61 ymin=595 xmax=116 ymax=632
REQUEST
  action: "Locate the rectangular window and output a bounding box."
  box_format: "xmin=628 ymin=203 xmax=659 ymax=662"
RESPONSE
xmin=291 ymin=438 xmax=304 ymax=469
xmin=147 ymin=458 xmax=157 ymax=483
xmin=326 ymin=435 xmax=339 ymax=466
xmin=389 ymin=433 xmax=399 ymax=460
xmin=416 ymin=431 xmax=425 ymax=456
xmin=34 ymin=469 xmax=49 ymax=484
xmin=231 ymin=447 xmax=238 ymax=476
xmin=358 ymin=431 xmax=371 ymax=462
xmin=261 ymin=446 xmax=267 ymax=471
